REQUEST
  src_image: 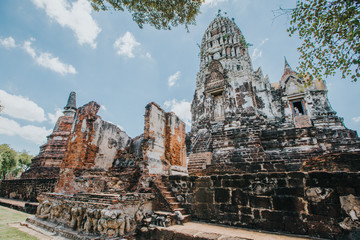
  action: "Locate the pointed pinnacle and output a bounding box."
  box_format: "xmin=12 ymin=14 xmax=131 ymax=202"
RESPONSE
xmin=284 ymin=57 xmax=292 ymax=71
xmin=64 ymin=92 xmax=77 ymax=111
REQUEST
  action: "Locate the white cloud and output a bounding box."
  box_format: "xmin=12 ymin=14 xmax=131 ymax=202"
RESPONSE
xmin=260 ymin=38 xmax=269 ymax=46
xmin=31 ymin=0 xmax=101 ymax=48
xmin=114 ymin=32 xmax=141 ymax=58
xmin=23 ymin=39 xmax=77 ymax=75
xmin=353 ymin=116 xmax=360 ymax=123
xmin=0 ymin=117 xmax=51 ymax=145
xmin=23 ymin=39 xmax=36 ymax=58
xmin=37 ymin=52 xmax=77 ymax=75
xmin=100 ymin=105 xmax=107 ymax=111
xmin=145 ymin=52 xmax=152 ymax=59
xmin=0 ymin=36 xmax=16 ymax=48
xmin=164 ymin=99 xmax=191 ymax=126
xmin=168 ymin=71 xmax=181 ymax=87
xmin=0 ymin=89 xmax=46 ymax=122
xmin=48 ymin=108 xmax=63 ymax=124
xmin=203 ymin=0 xmax=228 ymax=6
xmin=203 ymin=0 xmax=250 ymax=12
xmin=252 ymin=38 xmax=269 ymax=61
xmin=252 ymin=48 xmax=262 ymax=60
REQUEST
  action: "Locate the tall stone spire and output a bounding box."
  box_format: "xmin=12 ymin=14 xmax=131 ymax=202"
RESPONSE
xmin=284 ymin=57 xmax=292 ymax=71
xmin=199 ymin=16 xmax=251 ymax=69
xmin=63 ymin=91 xmax=77 ymax=116
xmin=21 ymin=92 xmax=77 ymax=179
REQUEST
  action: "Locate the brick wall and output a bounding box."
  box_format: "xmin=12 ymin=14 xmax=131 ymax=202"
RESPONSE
xmin=166 ymin=172 xmax=360 ymax=239
xmin=0 ymin=178 xmax=57 ymax=202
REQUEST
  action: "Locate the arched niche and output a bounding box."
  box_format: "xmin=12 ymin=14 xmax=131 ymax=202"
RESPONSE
xmin=205 ymin=60 xmax=226 ymax=95
xmin=204 ymin=60 xmax=226 ymax=121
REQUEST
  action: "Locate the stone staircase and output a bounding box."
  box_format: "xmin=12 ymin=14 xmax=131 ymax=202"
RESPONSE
xmin=187 ymin=152 xmax=212 ymax=173
xmin=191 ymin=131 xmax=211 ymax=153
xmin=152 ymin=176 xmax=191 ymax=224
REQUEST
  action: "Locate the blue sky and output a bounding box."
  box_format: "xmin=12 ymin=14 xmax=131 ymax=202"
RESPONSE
xmin=0 ymin=0 xmax=359 ymax=155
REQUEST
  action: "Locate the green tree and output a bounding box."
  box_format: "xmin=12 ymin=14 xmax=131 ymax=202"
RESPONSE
xmin=17 ymin=152 xmax=32 ymax=171
xmin=89 ymin=0 xmax=203 ymax=30
xmin=288 ymin=0 xmax=360 ymax=82
xmin=0 ymin=144 xmax=18 ymax=180
xmin=11 ymin=151 xmax=33 ymax=178
xmin=0 ymin=145 xmax=33 ymax=179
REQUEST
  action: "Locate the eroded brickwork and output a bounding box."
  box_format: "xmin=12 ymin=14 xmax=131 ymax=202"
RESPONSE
xmin=32 ymin=192 xmax=153 ymax=239
xmin=189 ymin=16 xmax=360 ymax=173
xmin=26 ymin=100 xmax=187 ymax=239
xmin=0 ymin=178 xmax=57 ymax=202
xmin=55 ymin=101 xmax=134 ymax=194
xmin=16 ymin=16 xmax=360 ymax=240
xmin=166 ymin=171 xmax=360 ymax=239
xmin=21 ymin=92 xmax=77 ymax=179
xmin=143 ymin=102 xmax=187 ymax=175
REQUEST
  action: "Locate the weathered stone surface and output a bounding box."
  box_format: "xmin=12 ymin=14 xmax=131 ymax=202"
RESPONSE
xmin=55 ymin=101 xmax=133 ymax=194
xmin=31 ymin=192 xmax=153 ymax=239
xmin=166 ymin=171 xmax=360 ymax=238
xmin=301 ymin=152 xmax=360 ymax=172
xmin=7 ymin=15 xmax=360 ymax=240
xmin=23 ymin=99 xmax=188 ymax=239
xmin=143 ymin=102 xmax=187 ymax=175
xmin=21 ymin=92 xmax=77 ymax=179
xmin=0 ymin=178 xmax=57 ymax=202
xmin=189 ymin=16 xmax=360 ymax=173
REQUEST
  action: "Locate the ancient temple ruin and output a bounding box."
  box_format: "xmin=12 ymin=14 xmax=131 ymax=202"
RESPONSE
xmin=1 ymin=16 xmax=360 ymax=239
xmin=188 ymin=16 xmax=360 ymax=173
xmin=24 ymin=99 xmax=190 ymax=239
xmin=22 ymin=92 xmax=77 ymax=179
xmin=0 ymin=93 xmax=77 ymax=201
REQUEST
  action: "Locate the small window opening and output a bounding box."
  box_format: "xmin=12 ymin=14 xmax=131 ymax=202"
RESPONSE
xmin=292 ymin=101 xmax=305 ymax=116
xmin=210 ymin=41 xmax=213 ymax=47
xmin=237 ymin=65 xmax=241 ymax=71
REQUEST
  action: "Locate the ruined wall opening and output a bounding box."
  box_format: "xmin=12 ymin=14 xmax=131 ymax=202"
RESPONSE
xmin=212 ymin=93 xmax=225 ymax=121
xmin=292 ymin=100 xmax=305 ymax=116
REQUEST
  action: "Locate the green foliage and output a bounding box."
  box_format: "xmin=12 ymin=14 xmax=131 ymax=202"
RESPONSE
xmin=0 ymin=145 xmax=17 ymax=180
xmin=17 ymin=152 xmax=32 ymax=171
xmin=89 ymin=0 xmax=204 ymax=30
xmin=0 ymin=144 xmax=33 ymax=180
xmin=288 ymin=0 xmax=360 ymax=82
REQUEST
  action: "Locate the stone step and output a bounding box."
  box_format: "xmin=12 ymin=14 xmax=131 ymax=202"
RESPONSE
xmin=166 ymin=197 xmax=176 ymax=203
xmin=183 ymin=214 xmax=191 ymax=223
xmin=188 ymin=165 xmax=206 ymax=170
xmin=170 ymin=202 xmax=180 ymax=209
xmin=174 ymin=208 xmax=186 ymax=214
xmin=154 ymin=210 xmax=176 ymax=217
xmin=153 ymin=211 xmax=191 ymax=224
xmin=188 ymin=162 xmax=205 ymax=166
xmin=162 ymin=191 xmax=172 ymax=198
xmin=188 ymin=159 xmax=206 ymax=163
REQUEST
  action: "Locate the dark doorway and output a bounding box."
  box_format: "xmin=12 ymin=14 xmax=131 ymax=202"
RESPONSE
xmin=292 ymin=100 xmax=305 ymax=116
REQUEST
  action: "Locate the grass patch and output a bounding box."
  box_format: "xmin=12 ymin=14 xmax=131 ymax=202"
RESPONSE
xmin=0 ymin=206 xmax=38 ymax=240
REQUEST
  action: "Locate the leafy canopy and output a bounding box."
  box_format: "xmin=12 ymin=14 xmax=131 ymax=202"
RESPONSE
xmin=288 ymin=0 xmax=360 ymax=82
xmin=0 ymin=144 xmax=33 ymax=180
xmin=90 ymin=0 xmax=204 ymax=30
xmin=0 ymin=144 xmax=18 ymax=179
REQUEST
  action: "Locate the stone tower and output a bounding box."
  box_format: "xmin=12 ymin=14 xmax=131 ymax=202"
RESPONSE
xmin=21 ymin=92 xmax=77 ymax=179
xmin=188 ymin=16 xmax=360 ymax=173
